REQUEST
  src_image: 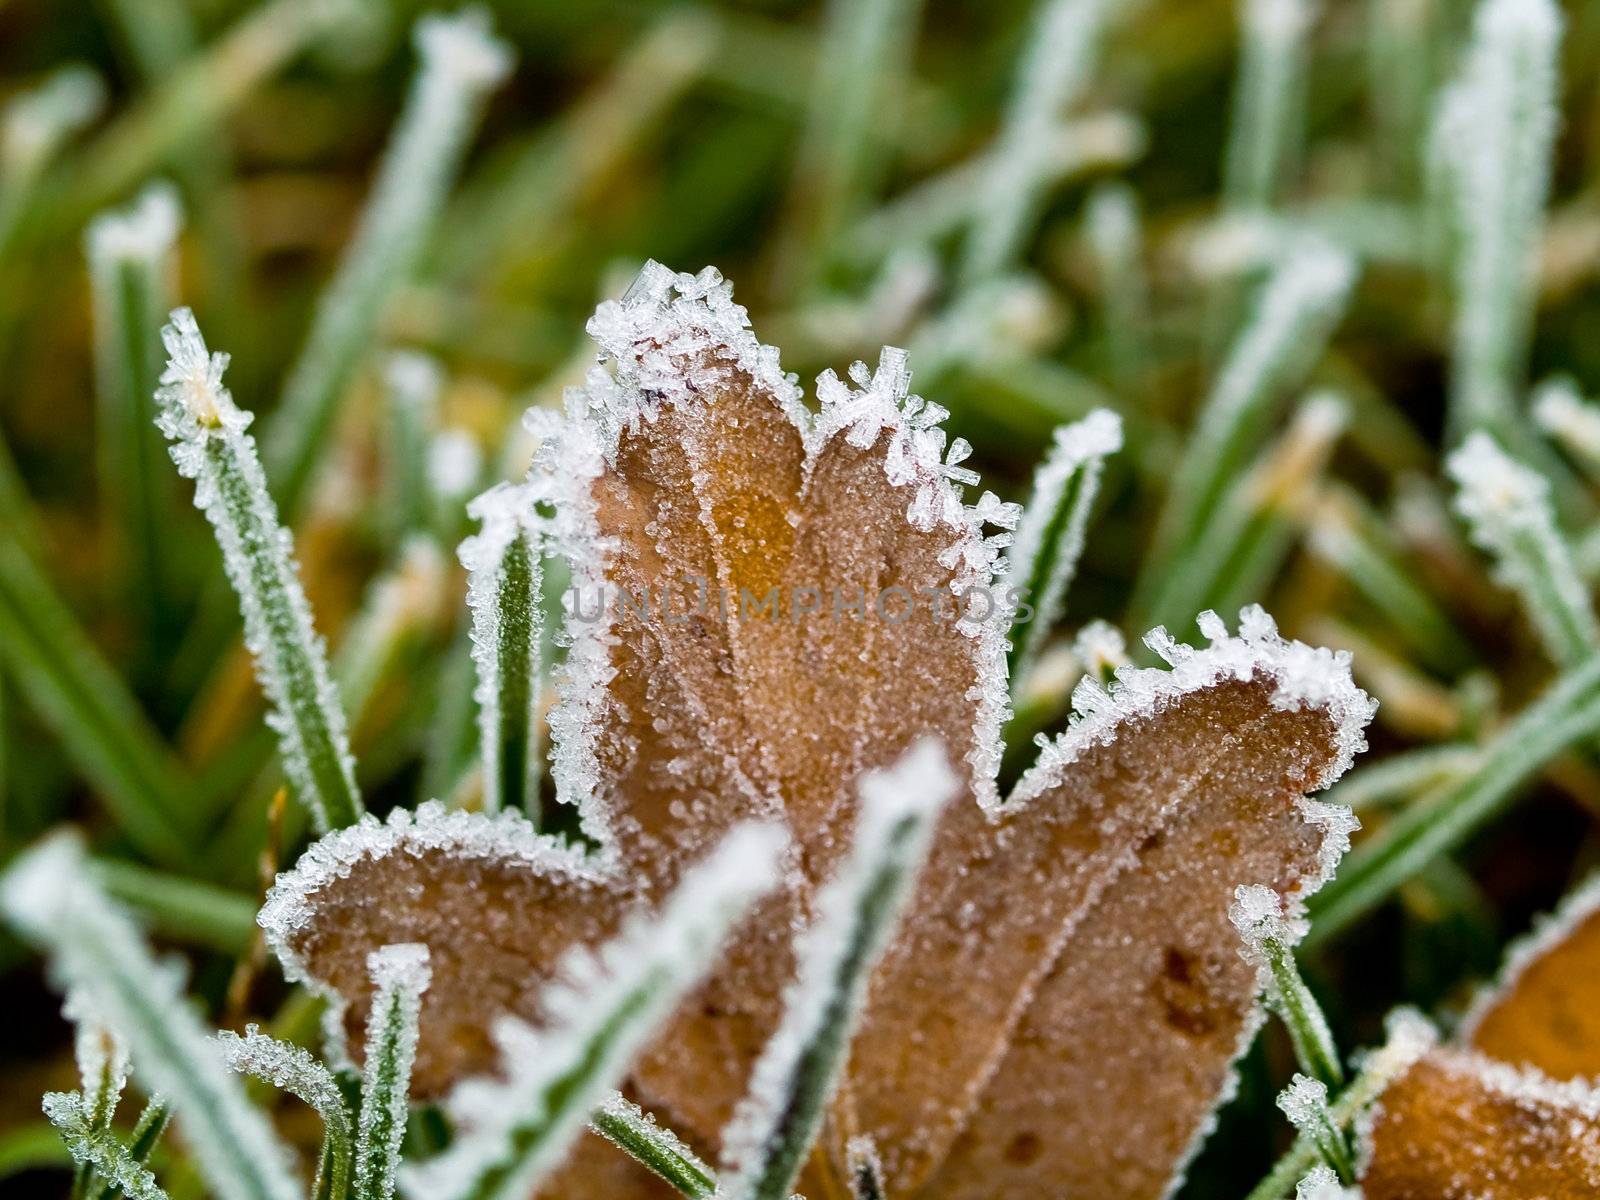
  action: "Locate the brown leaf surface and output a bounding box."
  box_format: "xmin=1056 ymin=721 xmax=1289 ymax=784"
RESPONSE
xmin=1361 ymin=1047 xmax=1600 ymax=1200
xmin=265 ymin=265 xmax=1373 ymax=1195
xmin=917 ymin=696 xmax=1347 ymax=1200
xmin=1466 ymin=875 xmax=1600 ymax=1082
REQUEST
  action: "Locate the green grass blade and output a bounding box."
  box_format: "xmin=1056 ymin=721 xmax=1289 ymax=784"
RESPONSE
xmin=354 ymin=945 xmax=431 ymax=1200
xmin=720 ymin=741 xmax=958 ymax=1200
xmin=43 ymin=1092 xmax=168 ymax=1200
xmin=89 ymin=1098 xmax=170 ymax=1200
xmin=86 ymin=184 xmax=183 ymax=631
xmin=589 ymin=1094 xmax=717 ymax=1199
xmin=262 ymin=9 xmax=512 ymax=518
xmin=461 ymin=484 xmax=544 ymax=818
xmin=1308 ymin=651 xmax=1600 ymax=944
xmin=0 ymin=534 xmax=196 ymax=866
xmin=1223 ymin=0 xmax=1316 ymax=212
xmin=1004 ymin=410 xmax=1121 ymax=686
xmin=154 ymin=308 xmax=362 ymax=832
xmin=2 ymin=833 xmax=302 ymax=1200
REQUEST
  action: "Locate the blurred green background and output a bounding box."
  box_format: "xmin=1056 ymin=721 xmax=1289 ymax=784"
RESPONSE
xmin=5 ymin=0 xmax=1600 ymax=1194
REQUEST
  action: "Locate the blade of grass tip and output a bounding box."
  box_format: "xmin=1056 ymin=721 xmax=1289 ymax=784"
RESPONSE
xmin=1308 ymin=650 xmax=1600 ymax=945
xmin=960 ymin=0 xmax=1117 ymax=286
xmin=1276 ymin=1077 xmax=1356 ymax=1181
xmin=461 ymin=484 xmax=545 ymax=819
xmin=398 ymin=823 xmax=787 ymax=1200
xmin=155 ymin=307 xmax=362 ymax=832
xmin=1301 ymin=486 xmax=1476 ymax=673
xmin=43 ymin=1093 xmax=168 ymax=1200
xmin=64 ymin=985 xmax=131 ymax=1200
xmin=87 ymin=184 xmax=183 ymax=631
xmin=1082 ymin=181 xmax=1150 ymax=393
xmin=1145 ymin=390 xmax=1347 ymax=635
xmin=90 ymin=1099 xmax=171 ymax=1200
xmin=61 ymin=0 xmax=353 ymax=232
xmin=262 ymin=8 xmax=513 ymax=519
xmin=1231 ymin=886 xmax=1344 ymax=1088
xmin=1243 ymin=1010 xmax=1436 ymax=1200
xmin=1532 ymin=377 xmax=1600 ymax=487
xmin=1447 ymin=432 xmax=1599 ymax=668
xmin=0 ymin=533 xmax=197 ymax=866
xmin=1441 ymin=0 xmax=1562 ymax=446
xmin=1004 ymin=410 xmax=1122 ymax=688
xmin=214 ymin=1027 xmax=351 ymax=1200
xmin=1223 ymin=0 xmax=1317 ymax=213
xmin=381 ymin=352 xmax=442 ymax=547
xmin=0 ymin=63 xmax=105 ymax=261
xmin=772 ymin=0 xmax=927 ymax=291
xmin=1 ymin=832 xmax=302 ymax=1200
xmin=443 ymin=11 xmax=717 ymax=290
xmin=719 ymin=740 xmax=960 ymax=1200
xmin=92 ymin=860 xmax=256 ymax=955
xmin=846 ymin=1138 xmax=886 ymax=1200
xmin=589 ymin=1093 xmax=718 ymax=1199
xmin=354 ymin=946 xmax=430 ymax=1200
xmin=1131 ymin=239 xmax=1355 ymax=626
xmin=93 ymin=0 xmax=254 ymax=348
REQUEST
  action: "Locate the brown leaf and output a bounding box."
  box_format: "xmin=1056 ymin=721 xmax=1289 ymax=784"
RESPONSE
xmin=914 ymin=689 xmax=1351 ymax=1199
xmin=1361 ymin=1047 xmax=1600 ymax=1199
xmin=1465 ymin=874 xmax=1600 ymax=1081
xmin=264 ymin=264 xmax=1374 ymax=1194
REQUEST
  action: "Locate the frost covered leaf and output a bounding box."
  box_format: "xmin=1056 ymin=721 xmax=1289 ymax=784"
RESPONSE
xmin=396 ymin=824 xmax=784 ymax=1200
xmin=909 ymin=612 xmax=1366 ymax=1198
xmin=154 ymin=308 xmax=362 ymax=832
xmin=268 ymin=265 xmax=1373 ymax=1197
xmin=1465 ymin=871 xmax=1600 ymax=1082
xmin=1360 ymin=1048 xmax=1600 ymax=1198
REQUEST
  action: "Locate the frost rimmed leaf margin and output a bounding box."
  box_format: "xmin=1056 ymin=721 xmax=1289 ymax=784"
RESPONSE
xmin=533 ymin=261 xmax=1021 ymax=815
xmin=259 ymin=800 xmax=612 ymax=1070
xmin=396 ymin=823 xmax=787 ymax=1200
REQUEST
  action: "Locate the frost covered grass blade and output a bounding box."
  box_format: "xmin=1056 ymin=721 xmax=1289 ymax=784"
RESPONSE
xmin=1448 ymin=432 xmax=1598 ymax=667
xmin=1232 ymin=884 xmax=1345 ymax=1088
xmin=589 ymin=1094 xmax=717 ymax=1199
xmin=1440 ymin=0 xmax=1563 ymax=442
xmin=720 ymin=740 xmax=958 ymax=1200
xmin=1133 ymin=239 xmax=1354 ymax=626
xmin=1223 ymin=0 xmax=1317 ymax=212
xmin=399 ymin=823 xmax=785 ymax=1200
xmin=86 ymin=182 xmax=182 ymax=626
xmin=262 ymin=8 xmax=512 ymax=517
xmin=1004 ymin=409 xmax=1122 ymax=686
xmin=355 ymin=945 xmax=431 ymax=1200
xmin=154 ymin=307 xmax=362 ymax=832
xmin=0 ymin=833 xmax=301 ymax=1200
xmin=215 ymin=1026 xmax=353 ymax=1200
xmin=460 ymin=483 xmax=545 ymax=818
xmin=43 ymin=1092 xmax=167 ymax=1200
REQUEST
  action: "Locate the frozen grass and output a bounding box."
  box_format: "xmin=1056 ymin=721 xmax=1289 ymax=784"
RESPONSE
xmin=4 ymin=0 xmax=1600 ymax=1195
